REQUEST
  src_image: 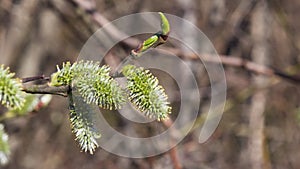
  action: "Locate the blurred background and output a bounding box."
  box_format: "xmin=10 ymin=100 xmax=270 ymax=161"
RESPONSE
xmin=1 ymin=0 xmax=300 ymax=168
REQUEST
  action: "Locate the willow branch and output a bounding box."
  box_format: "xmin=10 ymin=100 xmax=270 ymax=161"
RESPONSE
xmin=22 ymin=84 xmax=69 ymax=97
xmin=161 ymin=47 xmax=300 ymax=84
xmin=67 ymin=0 xmax=299 ymax=85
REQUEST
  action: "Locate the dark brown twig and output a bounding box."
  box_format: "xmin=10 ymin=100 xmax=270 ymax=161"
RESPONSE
xmin=21 ymin=75 xmax=50 ymax=83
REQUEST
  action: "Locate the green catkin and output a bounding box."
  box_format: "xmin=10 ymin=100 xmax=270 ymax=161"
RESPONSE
xmin=122 ymin=65 xmax=171 ymax=121
xmin=0 ymin=65 xmax=25 ymax=110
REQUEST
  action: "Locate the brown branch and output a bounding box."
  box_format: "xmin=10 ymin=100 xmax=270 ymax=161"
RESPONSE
xmin=67 ymin=0 xmax=140 ymax=48
xmin=162 ymin=118 xmax=182 ymax=169
xmin=45 ymin=0 xmax=90 ymax=44
xmin=67 ymin=1 xmax=299 ymax=85
xmin=248 ymin=2 xmax=271 ymax=169
xmin=22 ymin=84 xmax=69 ymax=97
xmin=160 ymin=47 xmax=300 ymax=84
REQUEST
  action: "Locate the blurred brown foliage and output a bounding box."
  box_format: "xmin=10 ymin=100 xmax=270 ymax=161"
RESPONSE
xmin=1 ymin=0 xmax=300 ymax=169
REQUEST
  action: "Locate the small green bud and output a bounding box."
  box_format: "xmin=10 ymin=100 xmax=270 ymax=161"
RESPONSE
xmin=159 ymin=12 xmax=170 ymax=35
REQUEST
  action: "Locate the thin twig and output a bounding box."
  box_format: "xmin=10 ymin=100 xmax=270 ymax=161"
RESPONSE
xmin=162 ymin=118 xmax=182 ymax=169
xmin=68 ymin=0 xmax=300 ymax=85
xmin=160 ymin=47 xmax=300 ymax=84
xmin=67 ymin=0 xmax=140 ymax=47
xmin=21 ymin=75 xmax=50 ymax=83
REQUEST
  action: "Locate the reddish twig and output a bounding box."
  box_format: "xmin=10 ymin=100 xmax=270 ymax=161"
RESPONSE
xmin=162 ymin=118 xmax=182 ymax=169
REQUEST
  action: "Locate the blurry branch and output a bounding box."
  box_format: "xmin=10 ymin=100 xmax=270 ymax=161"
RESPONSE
xmin=163 ymin=119 xmax=182 ymax=169
xmin=229 ymin=0 xmax=258 ymax=35
xmin=1 ymin=0 xmax=40 ymax=69
xmin=66 ymin=0 xmax=140 ymax=47
xmin=218 ymin=0 xmax=258 ymax=55
xmin=269 ymin=0 xmax=300 ymax=53
xmin=45 ymin=1 xmax=89 ymax=44
xmin=161 ymin=48 xmax=300 ymax=84
xmin=66 ymin=0 xmax=300 ymax=85
xmin=248 ymin=2 xmax=271 ymax=169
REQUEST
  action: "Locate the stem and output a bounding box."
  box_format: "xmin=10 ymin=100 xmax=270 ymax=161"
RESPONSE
xmin=22 ymin=84 xmax=69 ymax=97
xmin=162 ymin=118 xmax=182 ymax=169
xmin=112 ymin=54 xmax=133 ymax=77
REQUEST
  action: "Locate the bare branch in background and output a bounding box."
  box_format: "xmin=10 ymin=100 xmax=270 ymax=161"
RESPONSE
xmin=0 ymin=0 xmax=40 ymax=69
xmin=247 ymin=2 xmax=272 ymax=169
xmin=161 ymin=48 xmax=300 ymax=84
xmin=67 ymin=0 xmax=140 ymax=48
xmin=67 ymin=0 xmax=300 ymax=85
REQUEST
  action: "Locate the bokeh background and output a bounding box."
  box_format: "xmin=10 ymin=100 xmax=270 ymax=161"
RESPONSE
xmin=1 ymin=0 xmax=300 ymax=169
